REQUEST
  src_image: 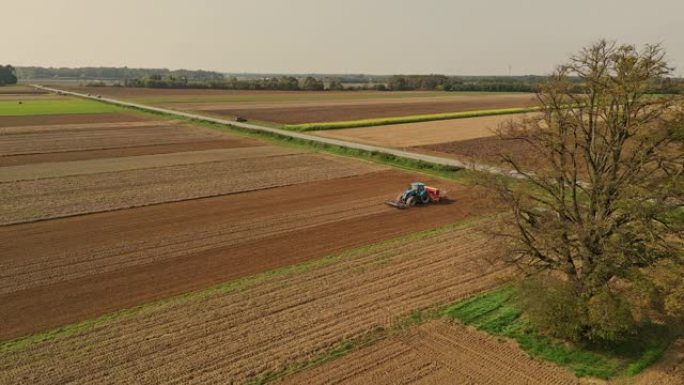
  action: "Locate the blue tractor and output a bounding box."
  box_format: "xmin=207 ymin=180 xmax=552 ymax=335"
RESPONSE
xmin=385 ymin=182 xmax=444 ymax=209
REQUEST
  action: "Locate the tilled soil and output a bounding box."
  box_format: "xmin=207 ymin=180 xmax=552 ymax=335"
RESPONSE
xmin=0 ymin=172 xmax=490 ymax=340
xmin=0 ymin=147 xmax=296 ymax=182
xmin=0 ymin=151 xmax=379 ymax=225
xmin=0 ymin=140 xmax=255 ymax=166
xmin=204 ymin=95 xmax=538 ymax=124
xmin=0 ymin=225 xmax=506 ymax=384
xmin=417 ymin=136 xmax=541 ymax=170
xmin=315 ymin=113 xmax=530 ymax=148
xmin=0 ymin=122 xmax=231 ymax=157
xmin=0 ymin=112 xmax=150 ymax=127
xmin=279 ymin=320 xmax=580 ymax=385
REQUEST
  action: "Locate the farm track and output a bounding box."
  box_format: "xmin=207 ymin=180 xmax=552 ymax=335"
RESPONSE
xmin=0 ymin=226 xmax=507 ymax=385
xmin=279 ymin=321 xmax=580 ymax=385
xmin=0 ymin=151 xmax=381 ymax=225
xmin=0 ymin=172 xmax=490 ymax=339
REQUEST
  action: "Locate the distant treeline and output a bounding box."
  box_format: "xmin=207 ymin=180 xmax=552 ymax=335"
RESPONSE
xmin=16 ymin=66 xmax=683 ymax=94
xmin=0 ymin=65 xmax=18 ymax=85
xmin=16 ymin=66 xmax=224 ymax=81
xmin=384 ymin=74 xmax=684 ymax=94
xmin=120 ymin=76 xmax=341 ymax=91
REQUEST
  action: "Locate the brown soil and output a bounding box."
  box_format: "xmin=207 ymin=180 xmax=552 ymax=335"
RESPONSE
xmin=64 ymin=86 xmax=415 ymax=98
xmin=0 ymin=171 xmax=491 ymax=340
xmin=0 ymin=122 xmax=229 ymax=157
xmin=315 ymin=113 xmax=530 ymax=148
xmin=0 ymin=147 xmax=295 ymax=182
xmin=0 ymin=139 xmax=255 ymax=167
xmin=279 ymin=321 xmax=580 ymax=385
xmin=0 ymin=86 xmax=47 ymax=95
xmin=0 ymin=150 xmax=380 ymax=225
xmin=0 ymin=112 xmax=150 ymax=127
xmin=204 ymin=95 xmax=538 ymax=124
xmin=0 ymin=223 xmax=505 ymax=384
xmin=417 ymin=136 xmax=542 ymax=170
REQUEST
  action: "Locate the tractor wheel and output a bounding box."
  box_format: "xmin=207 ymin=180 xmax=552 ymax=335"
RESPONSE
xmin=420 ymin=193 xmax=430 ymax=204
xmin=406 ymin=196 xmax=416 ymax=207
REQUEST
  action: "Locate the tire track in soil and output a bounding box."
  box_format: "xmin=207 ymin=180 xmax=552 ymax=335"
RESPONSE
xmin=279 ymin=320 xmax=580 ymax=385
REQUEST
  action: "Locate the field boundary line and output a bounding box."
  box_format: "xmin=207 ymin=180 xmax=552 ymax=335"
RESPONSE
xmin=31 ymin=85 xmax=523 ymax=179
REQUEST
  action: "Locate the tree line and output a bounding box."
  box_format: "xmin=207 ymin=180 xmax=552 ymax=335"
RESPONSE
xmin=385 ymin=74 xmax=684 ymax=94
xmin=16 ymin=66 xmax=224 ymax=81
xmin=0 ymin=65 xmax=18 ymax=85
xmin=121 ymin=75 xmax=340 ymax=91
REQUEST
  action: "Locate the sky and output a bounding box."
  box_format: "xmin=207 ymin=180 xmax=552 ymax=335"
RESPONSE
xmin=4 ymin=0 xmax=684 ymax=76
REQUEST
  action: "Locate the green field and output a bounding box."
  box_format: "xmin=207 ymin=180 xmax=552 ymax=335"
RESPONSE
xmin=283 ymin=106 xmax=540 ymax=131
xmin=0 ymin=98 xmax=122 ymax=116
xmin=444 ymin=287 xmax=674 ymax=379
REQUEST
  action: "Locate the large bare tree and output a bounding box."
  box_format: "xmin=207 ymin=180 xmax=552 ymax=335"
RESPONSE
xmin=489 ymin=40 xmax=683 ymax=342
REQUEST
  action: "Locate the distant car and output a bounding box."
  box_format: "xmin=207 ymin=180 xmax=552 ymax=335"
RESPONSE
xmin=234 ymin=117 xmax=247 ymax=122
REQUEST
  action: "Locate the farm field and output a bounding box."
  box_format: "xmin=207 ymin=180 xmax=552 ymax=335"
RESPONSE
xmin=279 ymin=320 xmax=580 ymax=385
xmin=61 ymin=85 xmax=538 ymax=124
xmin=0 ymin=91 xmax=497 ymax=346
xmin=313 ymin=113 xmax=530 ymax=148
xmin=279 ymin=321 xmax=684 ymax=385
xmin=0 ymin=223 xmax=510 ymax=384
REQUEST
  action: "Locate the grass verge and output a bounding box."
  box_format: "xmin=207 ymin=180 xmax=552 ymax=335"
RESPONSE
xmin=282 ymin=106 xmax=540 ymax=131
xmin=0 ymin=218 xmax=487 ymax=354
xmin=0 ymin=98 xmax=122 ymax=116
xmin=444 ymin=287 xmax=676 ymax=379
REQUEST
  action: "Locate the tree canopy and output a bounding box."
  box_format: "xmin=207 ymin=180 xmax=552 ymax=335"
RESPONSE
xmin=0 ymin=65 xmax=18 ymax=85
xmin=488 ymin=40 xmax=684 ymax=343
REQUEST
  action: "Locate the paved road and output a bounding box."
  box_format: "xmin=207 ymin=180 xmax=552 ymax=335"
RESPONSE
xmin=32 ymin=84 xmax=519 ymax=178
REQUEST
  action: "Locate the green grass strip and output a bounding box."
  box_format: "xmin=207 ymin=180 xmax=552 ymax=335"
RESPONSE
xmin=0 ymin=218 xmax=487 ymax=354
xmin=283 ymin=106 xmax=541 ymax=131
xmin=444 ymin=287 xmax=676 ymax=379
xmin=0 ymin=99 xmax=122 ymax=116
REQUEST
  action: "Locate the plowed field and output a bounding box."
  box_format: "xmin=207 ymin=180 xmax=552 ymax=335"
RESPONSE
xmin=315 ymin=113 xmax=529 ymax=148
xmin=417 ymin=137 xmax=546 ymax=171
xmin=204 ymin=94 xmax=537 ymax=124
xmin=0 ymin=150 xmax=382 ymax=225
xmin=279 ymin=321 xmax=580 ymax=385
xmin=0 ymin=112 xmax=148 ymax=127
xmin=0 ymin=121 xmax=233 ymax=157
xmin=0 ymin=171 xmax=491 ymax=339
xmin=0 ymin=224 xmax=507 ymax=384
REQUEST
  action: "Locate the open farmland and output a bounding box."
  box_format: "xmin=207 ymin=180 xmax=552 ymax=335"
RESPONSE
xmin=0 ymin=91 xmax=498 ymax=345
xmin=279 ymin=321 xmax=684 ymax=385
xmin=61 ymin=86 xmax=538 ymax=124
xmin=313 ymin=113 xmax=530 ymax=148
xmin=279 ymin=320 xmax=580 ymax=385
xmin=0 ymin=223 xmax=510 ymax=384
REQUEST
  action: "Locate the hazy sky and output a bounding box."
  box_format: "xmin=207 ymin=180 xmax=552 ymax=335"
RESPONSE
xmin=4 ymin=0 xmax=683 ymax=75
